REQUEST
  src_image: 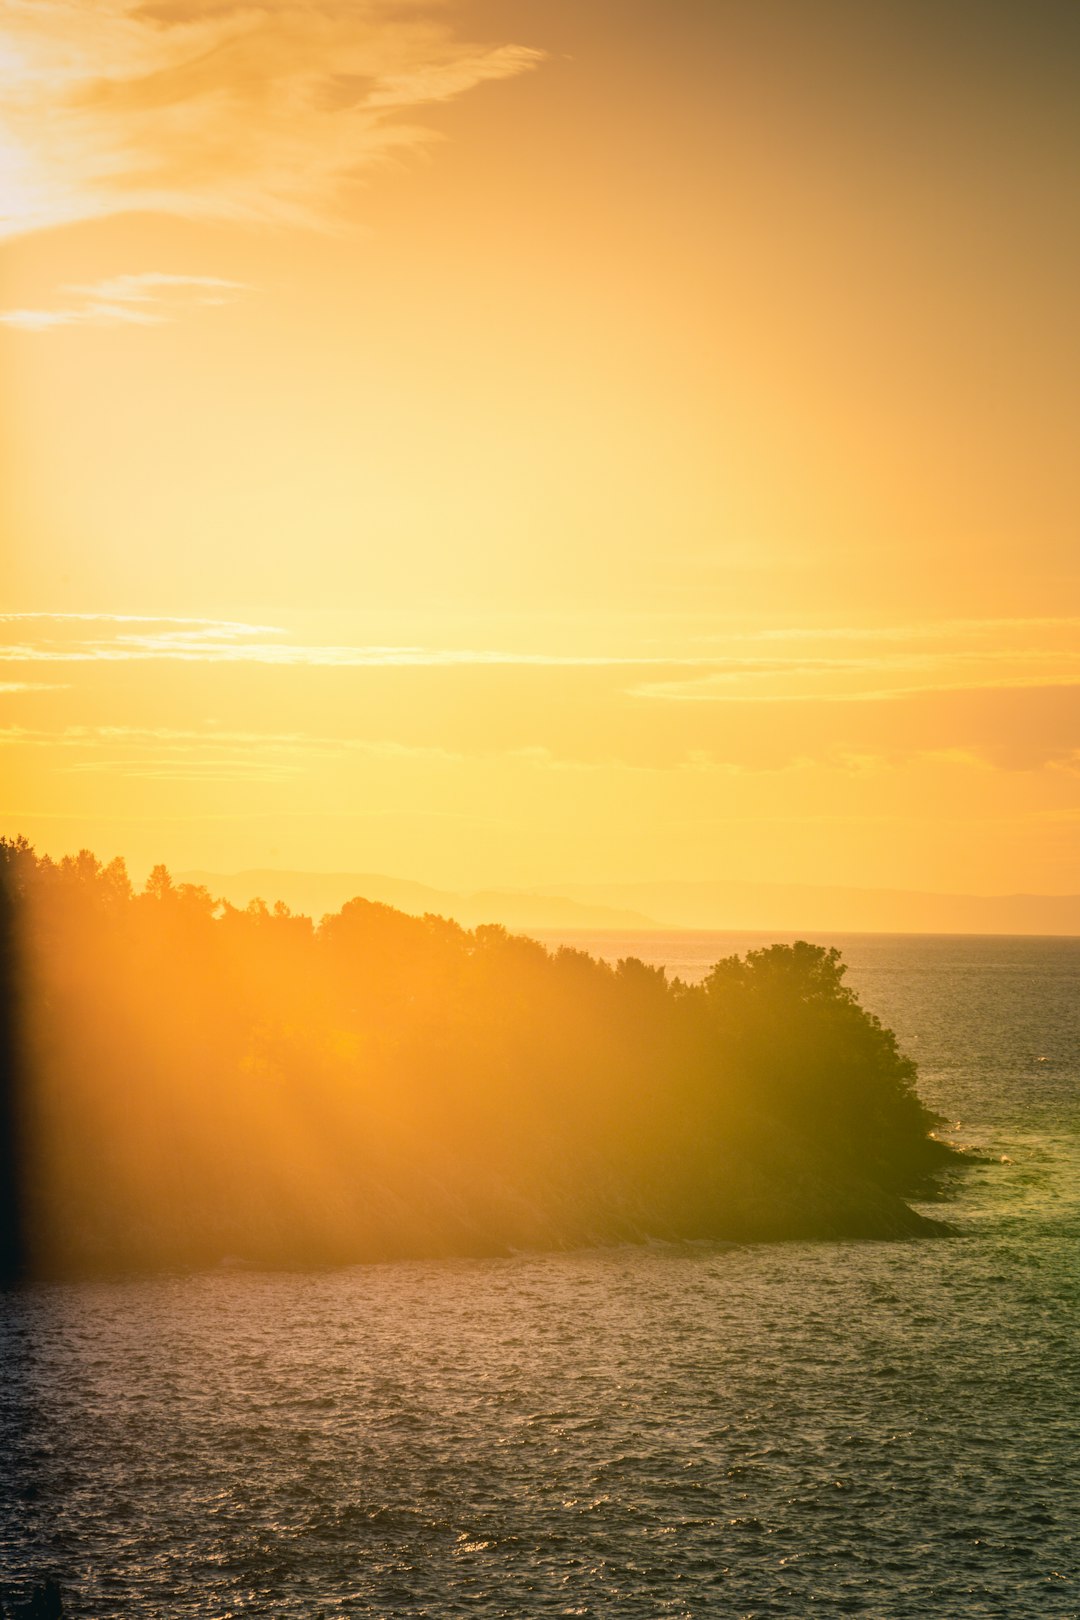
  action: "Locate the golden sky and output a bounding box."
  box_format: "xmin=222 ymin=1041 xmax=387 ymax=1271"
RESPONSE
xmin=2 ymin=0 xmax=1078 ymax=896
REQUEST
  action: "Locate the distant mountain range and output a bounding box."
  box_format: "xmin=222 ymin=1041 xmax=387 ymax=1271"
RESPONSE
xmin=179 ymin=869 xmax=1080 ymax=936
xmin=179 ymin=870 xmax=657 ymax=931
xmin=540 ymin=880 xmax=1080 ymax=936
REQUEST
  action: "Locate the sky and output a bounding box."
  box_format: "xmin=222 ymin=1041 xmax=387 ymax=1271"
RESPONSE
xmin=1 ymin=0 xmax=1078 ymax=897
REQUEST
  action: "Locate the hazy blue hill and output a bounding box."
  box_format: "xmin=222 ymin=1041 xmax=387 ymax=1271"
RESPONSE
xmin=178 ymin=869 xmax=659 ymax=931
xmin=180 ymin=870 xmax=1080 ymax=936
xmin=545 ymin=879 xmax=1080 ymax=936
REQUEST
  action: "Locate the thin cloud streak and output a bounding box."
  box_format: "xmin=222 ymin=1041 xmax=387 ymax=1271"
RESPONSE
xmin=712 ymin=617 xmax=1080 ymax=645
xmin=0 ymin=722 xmax=464 ymax=766
xmin=630 ymin=677 xmax=1080 ymax=705
xmin=2 ymin=618 xmax=1077 ymax=714
xmin=5 ymin=611 xmax=1078 ymax=652
xmin=1 ymin=630 xmax=1077 ymax=691
xmin=0 ymin=718 xmax=465 ymax=783
xmin=0 ymin=272 xmax=249 ymax=330
xmin=0 ymin=612 xmax=278 ymax=631
xmin=0 ymin=638 xmax=711 ymax=668
xmin=0 ymin=681 xmax=69 ymax=693
xmin=4 ymin=711 xmax=1078 ymax=779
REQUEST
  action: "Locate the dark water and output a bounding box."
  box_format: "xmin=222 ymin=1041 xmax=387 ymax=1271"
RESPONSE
xmin=2 ymin=934 xmax=1079 ymax=1617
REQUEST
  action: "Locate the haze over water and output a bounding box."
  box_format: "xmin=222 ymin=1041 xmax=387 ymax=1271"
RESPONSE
xmin=2 ymin=933 xmax=1078 ymax=1617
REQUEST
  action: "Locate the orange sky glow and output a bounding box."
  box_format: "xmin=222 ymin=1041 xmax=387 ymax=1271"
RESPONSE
xmin=2 ymin=0 xmax=1078 ymax=900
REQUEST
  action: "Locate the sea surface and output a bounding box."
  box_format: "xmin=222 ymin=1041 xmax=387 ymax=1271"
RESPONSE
xmin=2 ymin=933 xmax=1079 ymax=1617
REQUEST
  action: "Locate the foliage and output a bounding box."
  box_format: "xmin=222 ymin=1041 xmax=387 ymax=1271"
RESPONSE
xmin=0 ymin=839 xmax=949 ymax=1274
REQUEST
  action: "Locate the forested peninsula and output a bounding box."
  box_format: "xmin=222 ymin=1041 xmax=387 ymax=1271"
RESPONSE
xmin=0 ymin=839 xmax=958 ymax=1279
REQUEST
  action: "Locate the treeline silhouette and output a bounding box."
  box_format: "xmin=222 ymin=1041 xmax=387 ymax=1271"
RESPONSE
xmin=0 ymin=839 xmax=955 ymax=1277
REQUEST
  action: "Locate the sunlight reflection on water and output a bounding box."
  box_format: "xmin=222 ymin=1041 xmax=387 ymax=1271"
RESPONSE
xmin=2 ymin=935 xmax=1078 ymax=1617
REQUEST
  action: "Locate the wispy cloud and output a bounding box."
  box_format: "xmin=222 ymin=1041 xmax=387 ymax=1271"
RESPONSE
xmin=0 ymin=271 xmax=248 ymax=330
xmin=2 ymin=616 xmax=1079 ymax=697
xmin=631 ymin=669 xmax=1080 ymax=705
xmin=0 ymin=680 xmax=69 ymax=693
xmin=0 ymin=614 xmax=709 ymax=668
xmin=0 ymin=612 xmax=277 ymax=630
xmin=0 ymin=1 xmax=544 ymax=239
xmin=0 ymin=719 xmax=463 ymax=781
xmin=693 ymin=617 xmax=1080 ymax=646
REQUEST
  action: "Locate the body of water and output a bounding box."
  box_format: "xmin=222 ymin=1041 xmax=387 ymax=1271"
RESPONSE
xmin=2 ymin=933 xmax=1079 ymax=1616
